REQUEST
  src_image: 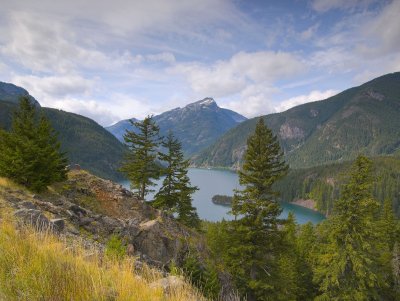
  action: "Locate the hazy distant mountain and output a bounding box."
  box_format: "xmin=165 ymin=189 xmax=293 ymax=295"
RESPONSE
xmin=192 ymin=72 xmax=400 ymax=169
xmin=106 ymin=118 xmax=139 ymax=142
xmin=0 ymin=82 xmax=125 ymax=181
xmin=106 ymin=98 xmax=247 ymax=155
xmin=0 ymin=81 xmax=40 ymax=107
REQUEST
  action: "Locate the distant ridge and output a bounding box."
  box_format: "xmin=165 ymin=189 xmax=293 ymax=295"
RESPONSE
xmin=192 ymin=72 xmax=400 ymax=169
xmin=106 ymin=97 xmax=247 ymax=155
xmin=0 ymin=81 xmax=40 ymax=107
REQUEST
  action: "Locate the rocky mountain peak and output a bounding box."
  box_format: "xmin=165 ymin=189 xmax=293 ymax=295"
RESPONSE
xmin=198 ymin=97 xmax=216 ymax=106
xmin=187 ymin=97 xmax=218 ymax=109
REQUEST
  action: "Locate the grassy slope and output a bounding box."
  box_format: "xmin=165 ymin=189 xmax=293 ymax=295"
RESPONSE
xmin=0 ymin=179 xmax=205 ymax=301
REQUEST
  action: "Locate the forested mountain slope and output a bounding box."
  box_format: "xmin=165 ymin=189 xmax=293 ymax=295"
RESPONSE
xmin=274 ymin=155 xmax=400 ymax=216
xmin=193 ymin=72 xmax=400 ymax=169
xmin=0 ymin=83 xmax=125 ymax=180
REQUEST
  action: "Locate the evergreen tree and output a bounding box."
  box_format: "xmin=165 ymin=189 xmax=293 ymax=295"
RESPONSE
xmin=275 ymin=212 xmax=301 ymax=300
xmin=228 ymin=117 xmax=288 ymax=300
xmin=393 ymin=242 xmax=400 ymax=296
xmin=380 ymin=198 xmax=397 ymax=251
xmin=153 ymin=132 xmax=181 ymax=210
xmin=0 ymin=97 xmax=67 ymax=192
xmin=120 ymin=116 xmax=160 ymax=199
xmin=232 ymin=117 xmax=288 ymax=219
xmin=314 ymin=155 xmax=383 ymax=300
xmin=153 ymin=132 xmax=199 ymax=228
xmin=296 ymin=222 xmax=318 ymax=300
xmin=176 ymin=163 xmax=200 ymax=228
xmin=378 ymin=198 xmax=400 ymax=299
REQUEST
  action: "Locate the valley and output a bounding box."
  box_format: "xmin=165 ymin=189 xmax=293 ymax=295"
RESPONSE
xmin=1 ymin=72 xmax=399 ymax=300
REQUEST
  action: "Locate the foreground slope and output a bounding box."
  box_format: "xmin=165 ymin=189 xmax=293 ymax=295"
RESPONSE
xmin=107 ymin=98 xmax=247 ymax=156
xmin=0 ymin=82 xmax=125 ymax=181
xmin=0 ymin=175 xmax=205 ymax=301
xmin=193 ymin=72 xmax=400 ymax=169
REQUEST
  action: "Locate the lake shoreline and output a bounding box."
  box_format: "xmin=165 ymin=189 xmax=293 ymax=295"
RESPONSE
xmin=290 ymin=199 xmax=327 ymax=217
xmin=121 ymin=168 xmax=325 ymax=224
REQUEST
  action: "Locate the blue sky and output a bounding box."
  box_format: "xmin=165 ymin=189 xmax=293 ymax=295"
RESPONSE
xmin=0 ymin=0 xmax=399 ymax=126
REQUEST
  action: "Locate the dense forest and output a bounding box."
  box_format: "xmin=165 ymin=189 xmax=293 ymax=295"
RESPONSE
xmin=274 ymin=155 xmax=400 ymax=216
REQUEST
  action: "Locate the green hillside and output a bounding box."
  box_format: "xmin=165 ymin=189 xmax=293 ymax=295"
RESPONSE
xmin=192 ymin=72 xmax=400 ymax=169
xmin=0 ymin=100 xmax=125 ymax=181
xmin=274 ymin=155 xmax=400 ymax=216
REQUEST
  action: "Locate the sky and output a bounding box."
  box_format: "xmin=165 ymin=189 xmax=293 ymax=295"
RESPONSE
xmin=0 ymin=0 xmax=399 ymax=126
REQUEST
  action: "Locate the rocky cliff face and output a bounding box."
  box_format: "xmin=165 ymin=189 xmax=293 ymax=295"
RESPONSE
xmin=0 ymin=170 xmax=198 ymax=268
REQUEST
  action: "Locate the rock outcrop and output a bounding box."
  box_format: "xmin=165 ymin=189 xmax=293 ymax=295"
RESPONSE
xmin=0 ymin=170 xmax=197 ymax=268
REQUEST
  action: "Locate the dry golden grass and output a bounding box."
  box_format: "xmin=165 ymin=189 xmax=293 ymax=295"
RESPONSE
xmin=0 ymin=206 xmax=206 ymax=301
xmin=0 ymin=177 xmax=25 ymax=191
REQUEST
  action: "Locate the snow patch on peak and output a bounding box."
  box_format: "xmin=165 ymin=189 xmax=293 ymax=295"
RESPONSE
xmin=185 ymin=97 xmax=218 ymax=110
xmin=199 ymin=97 xmax=215 ymax=105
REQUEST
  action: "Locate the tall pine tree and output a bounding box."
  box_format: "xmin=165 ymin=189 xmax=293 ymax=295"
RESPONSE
xmin=175 ymin=160 xmax=200 ymax=228
xmin=153 ymin=132 xmax=199 ymax=228
xmin=120 ymin=115 xmax=160 ymax=199
xmin=228 ymin=117 xmax=288 ymax=300
xmin=153 ymin=132 xmax=181 ymax=210
xmin=0 ymin=97 xmax=67 ymax=192
xmin=314 ymin=155 xmax=383 ymax=300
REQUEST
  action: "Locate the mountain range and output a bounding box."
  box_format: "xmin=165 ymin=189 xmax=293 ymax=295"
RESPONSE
xmin=106 ymin=98 xmax=247 ymax=155
xmin=192 ymin=72 xmax=400 ymax=169
xmin=0 ymin=82 xmax=125 ymax=181
xmin=1 ymin=72 xmax=399 ymax=182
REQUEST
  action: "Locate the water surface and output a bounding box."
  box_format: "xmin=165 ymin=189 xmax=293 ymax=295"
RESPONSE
xmin=121 ymin=168 xmax=325 ymax=224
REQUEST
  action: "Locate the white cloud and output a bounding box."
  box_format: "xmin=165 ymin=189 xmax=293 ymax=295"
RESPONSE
xmin=172 ymin=51 xmax=304 ymax=98
xmin=300 ymin=23 xmax=319 ymax=41
xmin=308 ymin=0 xmax=400 ymax=82
xmin=11 ymin=74 xmax=158 ymax=126
xmin=0 ymin=0 xmax=242 ymax=42
xmin=275 ymin=89 xmax=338 ymax=112
xmin=358 ymin=0 xmax=400 ymax=57
xmin=49 ymin=98 xmax=120 ymax=126
xmin=221 ymin=85 xmax=279 ymax=117
xmin=0 ymin=12 xmax=136 ymax=74
xmin=65 ymin=95 xmax=155 ymax=125
xmin=51 ymin=94 xmax=156 ymax=126
xmin=146 ymin=52 xmax=176 ymax=64
xmin=311 ymin=0 xmax=377 ymax=12
xmin=13 ymin=74 xmax=94 ymax=99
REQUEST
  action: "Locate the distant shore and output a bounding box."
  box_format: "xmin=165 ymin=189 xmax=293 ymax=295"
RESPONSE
xmin=291 ymin=199 xmax=318 ymax=211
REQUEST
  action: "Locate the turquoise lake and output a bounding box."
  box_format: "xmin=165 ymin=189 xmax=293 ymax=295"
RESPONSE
xmin=121 ymin=168 xmax=325 ymax=224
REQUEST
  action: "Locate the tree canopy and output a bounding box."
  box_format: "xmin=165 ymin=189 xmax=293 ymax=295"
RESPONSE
xmin=0 ymin=97 xmax=67 ymax=192
xmin=120 ymin=116 xmax=161 ymax=199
